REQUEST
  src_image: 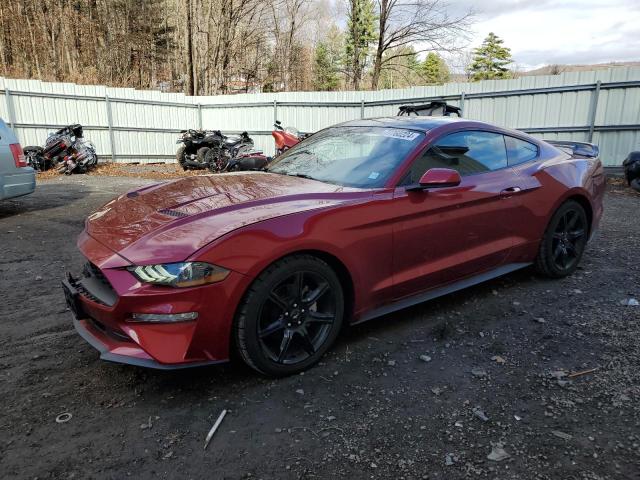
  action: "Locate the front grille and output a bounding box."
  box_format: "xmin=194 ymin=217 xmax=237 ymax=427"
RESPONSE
xmin=84 ymin=262 xmax=111 ymax=285
xmin=75 ymin=262 xmax=118 ymax=307
xmin=75 ymin=280 xmax=104 ymax=305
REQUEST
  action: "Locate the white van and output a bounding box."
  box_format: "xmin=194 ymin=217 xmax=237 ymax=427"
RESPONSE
xmin=0 ymin=118 xmax=35 ymax=200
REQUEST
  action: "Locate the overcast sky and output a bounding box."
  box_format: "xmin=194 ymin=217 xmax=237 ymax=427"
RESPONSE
xmin=448 ymin=0 xmax=640 ymax=69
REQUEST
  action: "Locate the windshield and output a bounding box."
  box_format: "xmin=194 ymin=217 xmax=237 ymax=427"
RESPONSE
xmin=266 ymin=126 xmax=424 ymax=188
xmin=285 ymin=126 xmax=300 ymax=136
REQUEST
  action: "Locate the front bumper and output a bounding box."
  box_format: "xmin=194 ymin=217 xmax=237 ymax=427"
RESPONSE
xmin=72 ymin=317 xmax=222 ymax=370
xmin=66 ymin=233 xmax=250 ymax=368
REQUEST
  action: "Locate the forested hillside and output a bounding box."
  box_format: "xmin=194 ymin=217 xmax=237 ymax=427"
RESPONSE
xmin=0 ymin=0 xmax=470 ymax=95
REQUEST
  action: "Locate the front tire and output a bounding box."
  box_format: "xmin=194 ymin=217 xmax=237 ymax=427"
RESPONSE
xmin=535 ymin=200 xmax=588 ymax=278
xmin=234 ymin=255 xmax=344 ymax=377
xmin=196 ymin=147 xmax=210 ymax=166
xmin=205 ymin=146 xmax=227 ymax=172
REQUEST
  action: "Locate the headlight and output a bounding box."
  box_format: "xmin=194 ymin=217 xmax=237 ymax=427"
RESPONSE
xmin=129 ymin=262 xmax=230 ymax=288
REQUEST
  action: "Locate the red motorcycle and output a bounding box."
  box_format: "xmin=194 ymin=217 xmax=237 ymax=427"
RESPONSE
xmin=272 ymin=120 xmax=309 ymax=156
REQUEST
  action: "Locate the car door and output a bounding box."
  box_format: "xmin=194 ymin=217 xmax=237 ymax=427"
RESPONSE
xmin=391 ymin=130 xmax=523 ymax=299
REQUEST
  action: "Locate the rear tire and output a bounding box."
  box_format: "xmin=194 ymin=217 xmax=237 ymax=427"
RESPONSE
xmin=176 ymin=145 xmax=187 ymax=170
xmin=631 ymin=178 xmax=640 ymax=193
xmin=234 ymin=255 xmax=344 ymax=377
xmin=535 ymin=200 xmax=588 ymax=278
xmin=23 ymin=146 xmax=43 ymax=154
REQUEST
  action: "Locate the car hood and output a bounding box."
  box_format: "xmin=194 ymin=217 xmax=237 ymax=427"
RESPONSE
xmin=85 ymin=172 xmax=368 ymax=265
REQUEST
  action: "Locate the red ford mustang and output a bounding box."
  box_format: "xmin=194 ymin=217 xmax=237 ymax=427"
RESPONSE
xmin=63 ymin=117 xmax=605 ymax=376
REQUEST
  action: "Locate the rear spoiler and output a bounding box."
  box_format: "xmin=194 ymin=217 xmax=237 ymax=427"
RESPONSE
xmin=546 ymin=140 xmax=599 ymax=158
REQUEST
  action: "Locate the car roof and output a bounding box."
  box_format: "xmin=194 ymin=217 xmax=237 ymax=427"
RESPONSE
xmin=337 ymin=116 xmax=546 ymax=145
xmin=0 ymin=117 xmax=18 ymax=146
xmin=338 ymin=116 xmax=472 ymax=132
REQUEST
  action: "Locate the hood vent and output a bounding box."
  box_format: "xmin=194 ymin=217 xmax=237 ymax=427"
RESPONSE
xmin=159 ymin=208 xmax=188 ymax=218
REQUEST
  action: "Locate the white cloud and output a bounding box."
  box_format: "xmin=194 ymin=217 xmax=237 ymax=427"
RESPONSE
xmin=452 ymin=0 xmax=640 ymax=69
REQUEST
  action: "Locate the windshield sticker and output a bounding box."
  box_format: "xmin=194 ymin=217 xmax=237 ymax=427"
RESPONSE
xmin=381 ymin=128 xmax=420 ymax=141
xmin=368 ymin=172 xmax=380 ymax=180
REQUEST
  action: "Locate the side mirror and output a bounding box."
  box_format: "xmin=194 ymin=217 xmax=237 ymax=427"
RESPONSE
xmin=407 ymin=168 xmax=461 ymax=191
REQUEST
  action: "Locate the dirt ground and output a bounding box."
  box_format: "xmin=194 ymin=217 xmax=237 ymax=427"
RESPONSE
xmin=0 ymin=172 xmax=639 ymax=480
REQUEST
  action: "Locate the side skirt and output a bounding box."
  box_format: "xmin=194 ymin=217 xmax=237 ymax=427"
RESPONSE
xmin=355 ymin=262 xmax=532 ymax=324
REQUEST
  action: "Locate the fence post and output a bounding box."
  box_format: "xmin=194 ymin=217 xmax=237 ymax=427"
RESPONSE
xmin=273 ymin=99 xmax=278 ymax=123
xmin=459 ymin=91 xmax=466 ymax=117
xmin=105 ymin=95 xmax=117 ymax=162
xmin=360 ymin=99 xmax=365 ymax=119
xmin=5 ymin=88 xmax=16 ymax=129
xmin=197 ymin=103 xmax=203 ymax=129
xmin=587 ymin=80 xmax=601 ymax=142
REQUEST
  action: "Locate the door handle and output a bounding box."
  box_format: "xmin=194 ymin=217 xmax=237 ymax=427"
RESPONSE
xmin=500 ymin=186 xmax=521 ymax=197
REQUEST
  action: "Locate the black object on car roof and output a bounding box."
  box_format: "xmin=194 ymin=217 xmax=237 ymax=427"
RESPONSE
xmin=397 ymin=101 xmax=462 ymax=117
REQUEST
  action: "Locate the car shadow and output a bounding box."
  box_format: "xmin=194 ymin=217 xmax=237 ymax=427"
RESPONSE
xmin=341 ymin=267 xmax=538 ymax=344
xmin=0 ymin=182 xmax=90 ymax=219
xmin=125 ymin=267 xmax=542 ymax=391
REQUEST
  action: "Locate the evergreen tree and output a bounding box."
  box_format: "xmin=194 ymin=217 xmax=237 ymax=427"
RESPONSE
xmin=469 ymin=32 xmax=513 ymax=81
xmin=313 ymin=42 xmax=339 ymax=91
xmin=421 ymin=52 xmax=450 ymax=84
xmin=344 ymin=0 xmax=377 ymax=90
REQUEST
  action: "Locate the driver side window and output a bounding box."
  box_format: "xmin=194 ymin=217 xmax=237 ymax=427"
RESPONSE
xmin=403 ymin=131 xmax=508 ymax=184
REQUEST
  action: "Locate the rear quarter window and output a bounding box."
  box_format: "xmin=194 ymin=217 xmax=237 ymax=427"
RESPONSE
xmin=506 ymin=136 xmax=539 ymax=165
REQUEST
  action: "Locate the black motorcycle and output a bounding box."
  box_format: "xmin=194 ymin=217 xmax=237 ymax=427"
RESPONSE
xmin=23 ymin=124 xmax=97 ymax=173
xmin=223 ymin=152 xmax=272 ymax=172
xmin=623 ymin=151 xmax=640 ymax=192
xmin=204 ymin=131 xmax=258 ymax=172
xmin=176 ymin=129 xmax=225 ymax=170
xmin=397 ymin=101 xmax=462 ymax=117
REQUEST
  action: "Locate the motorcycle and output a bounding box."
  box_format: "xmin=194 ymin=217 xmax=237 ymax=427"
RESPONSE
xmin=203 ymin=131 xmax=262 ymax=172
xmin=272 ymin=120 xmax=309 ymax=156
xmin=176 ymin=129 xmax=225 ymax=170
xmin=223 ymin=151 xmax=272 ymax=172
xmin=23 ymin=124 xmax=97 ymax=173
xmin=57 ymin=138 xmax=98 ymax=174
xmin=623 ymin=151 xmax=640 ymax=192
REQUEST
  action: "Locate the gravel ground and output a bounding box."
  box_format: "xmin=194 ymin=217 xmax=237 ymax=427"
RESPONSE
xmin=0 ymin=173 xmax=639 ymax=480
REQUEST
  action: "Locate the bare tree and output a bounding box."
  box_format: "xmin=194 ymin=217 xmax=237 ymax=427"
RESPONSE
xmin=371 ymin=0 xmax=472 ymax=89
xmin=185 ymin=0 xmax=195 ymax=95
xmin=0 ymin=0 xmax=472 ymax=95
xmin=268 ymin=0 xmax=312 ymax=91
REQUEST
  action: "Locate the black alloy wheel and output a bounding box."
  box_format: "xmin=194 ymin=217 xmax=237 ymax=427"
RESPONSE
xmin=235 ymin=255 xmax=344 ymax=376
xmin=536 ymin=200 xmax=588 ymax=278
xmin=551 ymin=208 xmax=586 ymax=270
xmin=258 ymin=270 xmax=336 ymax=364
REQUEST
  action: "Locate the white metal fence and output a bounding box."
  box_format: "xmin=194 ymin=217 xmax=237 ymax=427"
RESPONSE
xmin=2 ymin=67 xmax=640 ymax=167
